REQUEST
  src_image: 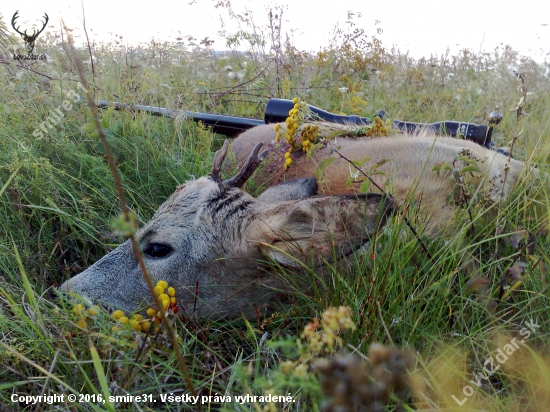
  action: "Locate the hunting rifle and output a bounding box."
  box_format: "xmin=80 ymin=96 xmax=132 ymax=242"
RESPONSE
xmin=97 ymin=98 xmax=503 ymax=149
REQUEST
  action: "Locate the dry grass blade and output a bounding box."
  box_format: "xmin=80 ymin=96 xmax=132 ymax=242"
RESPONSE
xmin=60 ymin=19 xmax=196 ymax=400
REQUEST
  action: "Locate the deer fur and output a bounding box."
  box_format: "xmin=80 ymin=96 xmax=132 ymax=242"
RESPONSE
xmin=60 ymin=122 xmax=545 ymax=319
xmin=228 ymin=123 xmax=543 ymax=235
xmin=60 ymin=140 xmax=393 ymax=319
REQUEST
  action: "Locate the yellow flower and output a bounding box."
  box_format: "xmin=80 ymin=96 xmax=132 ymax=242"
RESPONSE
xmin=111 ymin=310 xmax=125 ymax=320
xmin=280 ymin=361 xmax=296 ymax=374
xmin=118 ymin=316 xmax=129 ymax=325
xmin=167 ymin=287 xmax=176 ymax=297
xmin=147 ymin=308 xmax=158 ymax=318
xmin=87 ymin=306 xmax=99 ymax=316
xmin=285 ymin=158 xmax=292 ymax=166
xmin=73 ymin=304 xmax=85 ymax=315
xmin=130 ymin=319 xmax=142 ymax=332
xmin=156 ymin=280 xmax=168 ymax=290
xmin=141 ymin=321 xmax=152 ymax=333
xmin=294 ymin=363 xmax=308 ymax=378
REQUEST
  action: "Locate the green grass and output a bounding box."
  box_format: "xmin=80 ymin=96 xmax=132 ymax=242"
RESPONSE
xmin=1 ymin=9 xmax=550 ymax=412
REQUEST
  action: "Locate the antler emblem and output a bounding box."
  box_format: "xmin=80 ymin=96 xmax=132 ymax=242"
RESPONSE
xmin=11 ymin=11 xmax=49 ymax=54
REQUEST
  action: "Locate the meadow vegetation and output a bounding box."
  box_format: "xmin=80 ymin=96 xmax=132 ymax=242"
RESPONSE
xmin=0 ymin=7 xmax=549 ymax=411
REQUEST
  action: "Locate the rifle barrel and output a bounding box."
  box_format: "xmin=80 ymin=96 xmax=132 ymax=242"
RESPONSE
xmin=96 ymin=101 xmax=264 ymax=137
xmin=97 ymin=99 xmax=497 ymax=148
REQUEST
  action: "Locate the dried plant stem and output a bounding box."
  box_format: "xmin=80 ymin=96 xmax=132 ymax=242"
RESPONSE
xmin=496 ymin=70 xmax=528 ymax=256
xmin=333 ymin=149 xmax=434 ymax=262
xmin=62 ymin=21 xmax=196 ymax=399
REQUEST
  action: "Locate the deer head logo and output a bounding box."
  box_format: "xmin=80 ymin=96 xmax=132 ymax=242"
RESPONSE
xmin=11 ymin=11 xmax=49 ymax=54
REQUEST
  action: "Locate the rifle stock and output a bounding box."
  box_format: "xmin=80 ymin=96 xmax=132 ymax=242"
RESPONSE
xmin=97 ymin=98 xmax=501 ymax=148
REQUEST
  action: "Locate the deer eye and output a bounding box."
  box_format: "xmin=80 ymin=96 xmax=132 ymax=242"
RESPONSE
xmin=143 ymin=243 xmax=173 ymax=258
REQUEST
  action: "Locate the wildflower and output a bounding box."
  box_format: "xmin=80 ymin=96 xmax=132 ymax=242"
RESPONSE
xmin=87 ymin=306 xmax=99 ymax=316
xmin=141 ymin=321 xmax=152 ymax=333
xmin=299 ymin=124 xmax=319 ymax=152
xmin=72 ymin=304 xmax=85 ymax=316
xmin=146 ymin=280 xmax=179 ymax=325
xmin=111 ymin=310 xmax=125 ymax=320
xmin=110 ymin=308 xmax=150 ymax=334
xmin=363 ymin=116 xmax=391 ymax=138
xmin=294 ymin=363 xmax=309 ymax=378
xmin=280 ymin=360 xmax=296 ymax=374
xmin=70 ymin=303 xmax=100 ymax=334
xmin=301 ymin=306 xmax=355 ymax=353
xmin=129 ymin=319 xmax=141 ymax=332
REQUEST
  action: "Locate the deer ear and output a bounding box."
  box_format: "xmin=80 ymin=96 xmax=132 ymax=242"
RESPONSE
xmin=257 ymin=178 xmax=318 ymax=203
xmin=260 ymin=194 xmax=393 ymax=267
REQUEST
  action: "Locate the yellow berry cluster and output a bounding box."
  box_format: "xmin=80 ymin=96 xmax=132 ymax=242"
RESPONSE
xmin=300 ymin=306 xmax=356 ymax=353
xmin=110 ymin=280 xmax=178 ymax=334
xmin=299 ymin=124 xmax=320 ymax=152
xmin=274 ymin=98 xmax=391 ymax=170
xmin=363 ymin=115 xmax=391 ymax=137
xmin=111 ymin=310 xmax=152 ymax=333
xmin=146 ymin=280 xmax=179 ymax=323
xmin=280 ymin=306 xmax=356 ymax=378
xmin=275 ymin=97 xmax=305 ymax=170
xmin=72 ymin=303 xmax=100 ymax=329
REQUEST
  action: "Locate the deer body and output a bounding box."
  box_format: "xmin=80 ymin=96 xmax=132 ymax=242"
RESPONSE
xmin=229 ymin=123 xmax=531 ymax=235
xmin=60 ymin=122 xmax=541 ymax=319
